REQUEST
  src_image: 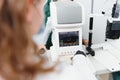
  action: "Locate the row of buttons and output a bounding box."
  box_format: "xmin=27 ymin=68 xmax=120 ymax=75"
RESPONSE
xmin=60 ymin=51 xmax=76 ymax=56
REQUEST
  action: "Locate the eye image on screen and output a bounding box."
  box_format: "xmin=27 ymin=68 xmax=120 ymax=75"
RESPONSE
xmin=59 ymin=31 xmax=79 ymax=47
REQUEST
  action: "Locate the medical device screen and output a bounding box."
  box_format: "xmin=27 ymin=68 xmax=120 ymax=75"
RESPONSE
xmin=59 ymin=31 xmax=79 ymax=47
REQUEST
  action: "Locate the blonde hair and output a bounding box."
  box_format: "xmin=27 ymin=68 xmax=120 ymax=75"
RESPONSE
xmin=0 ymin=0 xmax=54 ymax=80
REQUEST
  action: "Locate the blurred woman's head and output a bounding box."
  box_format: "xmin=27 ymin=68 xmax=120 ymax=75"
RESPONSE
xmin=0 ymin=0 xmax=53 ymax=80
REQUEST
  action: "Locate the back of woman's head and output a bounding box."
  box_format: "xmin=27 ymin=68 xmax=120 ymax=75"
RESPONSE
xmin=0 ymin=0 xmax=53 ymax=80
xmin=0 ymin=0 xmax=31 ymax=53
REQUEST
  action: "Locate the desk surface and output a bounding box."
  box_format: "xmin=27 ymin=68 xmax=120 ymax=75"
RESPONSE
xmin=89 ymin=40 xmax=120 ymax=74
xmin=49 ymin=39 xmax=120 ymax=75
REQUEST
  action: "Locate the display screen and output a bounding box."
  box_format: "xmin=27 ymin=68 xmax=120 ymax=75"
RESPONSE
xmin=59 ymin=31 xmax=79 ymax=47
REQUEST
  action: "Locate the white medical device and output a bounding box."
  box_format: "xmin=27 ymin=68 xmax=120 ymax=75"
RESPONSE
xmin=74 ymin=0 xmax=120 ymax=72
xmin=50 ymin=1 xmax=85 ymax=62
